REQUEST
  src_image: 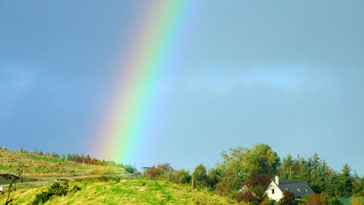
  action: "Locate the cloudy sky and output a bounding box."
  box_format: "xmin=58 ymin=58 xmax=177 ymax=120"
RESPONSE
xmin=1 ymin=0 xmax=364 ymax=174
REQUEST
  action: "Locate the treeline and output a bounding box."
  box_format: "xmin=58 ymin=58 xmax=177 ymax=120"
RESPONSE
xmin=142 ymin=144 xmax=364 ymax=204
xmin=280 ymin=153 xmax=363 ymax=197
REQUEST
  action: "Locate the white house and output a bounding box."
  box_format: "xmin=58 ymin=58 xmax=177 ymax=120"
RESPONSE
xmin=265 ymin=176 xmax=314 ymax=201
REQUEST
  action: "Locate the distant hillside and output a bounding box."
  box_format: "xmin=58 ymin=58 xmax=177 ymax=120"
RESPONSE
xmin=0 ymin=148 xmax=124 ymax=182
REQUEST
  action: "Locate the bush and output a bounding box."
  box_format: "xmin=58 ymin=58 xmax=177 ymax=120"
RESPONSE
xmin=33 ymin=182 xmax=80 ymax=204
xmin=123 ymin=164 xmax=136 ymax=173
xmin=279 ymin=190 xmax=296 ymax=205
xmin=240 ymin=174 xmax=271 ymax=203
xmin=147 ymin=166 xmax=164 ymax=180
xmin=319 ymin=192 xmax=330 ymax=204
xmin=305 ymin=194 xmax=324 ymax=205
xmin=329 ymin=197 xmax=344 ymax=205
xmin=215 ymin=181 xmax=232 ymax=196
xmin=260 ymin=198 xmax=275 ymax=205
xmin=97 ymin=175 xmax=120 ymax=182
xmin=350 ymin=197 xmax=364 ymax=205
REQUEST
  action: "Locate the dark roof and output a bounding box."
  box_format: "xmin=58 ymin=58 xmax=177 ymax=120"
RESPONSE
xmin=277 ymin=181 xmax=315 ymax=198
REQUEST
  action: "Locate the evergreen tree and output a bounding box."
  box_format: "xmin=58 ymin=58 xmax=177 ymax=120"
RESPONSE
xmin=352 ymin=172 xmax=364 ymax=196
xmin=339 ymin=164 xmax=353 ymax=197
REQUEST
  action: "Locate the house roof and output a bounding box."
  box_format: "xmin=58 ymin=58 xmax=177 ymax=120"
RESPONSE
xmin=276 ymin=181 xmax=315 ymax=198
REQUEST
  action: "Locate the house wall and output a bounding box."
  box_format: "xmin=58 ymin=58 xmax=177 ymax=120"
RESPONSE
xmin=265 ymin=181 xmax=283 ymax=201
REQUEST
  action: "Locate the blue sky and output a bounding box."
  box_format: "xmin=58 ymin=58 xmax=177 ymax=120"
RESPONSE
xmin=1 ymin=0 xmax=364 ymax=175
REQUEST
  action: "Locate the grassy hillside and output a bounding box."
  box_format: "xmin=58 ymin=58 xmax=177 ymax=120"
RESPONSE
xmin=1 ymin=180 xmax=236 ymax=204
xmin=0 ymin=149 xmax=124 ymax=181
xmin=0 ymin=149 xmax=234 ymax=204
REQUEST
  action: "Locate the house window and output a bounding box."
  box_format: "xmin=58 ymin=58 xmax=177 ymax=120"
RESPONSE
xmin=272 ymin=189 xmax=275 ymax=194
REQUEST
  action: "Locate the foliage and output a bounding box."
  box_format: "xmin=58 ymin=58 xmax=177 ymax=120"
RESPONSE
xmin=279 ymin=190 xmax=296 ymax=205
xmin=217 ymin=144 xmax=280 ymax=191
xmin=176 ymin=169 xmax=191 ymax=184
xmin=239 ymin=174 xmax=271 ymax=203
xmin=350 ymin=197 xmax=364 ymax=205
xmin=215 ymin=180 xmax=233 ymax=196
xmin=260 ymin=198 xmax=275 ymax=205
xmin=123 ymin=164 xmax=136 ymax=174
xmin=157 ymin=163 xmax=174 ymax=172
xmin=146 ymin=166 xmax=164 ymax=180
xmin=329 ymin=197 xmax=344 ymax=205
xmin=352 ymin=172 xmax=364 ymax=196
xmin=33 ymin=182 xmax=80 ymax=204
xmin=279 ymin=153 xmax=364 ymax=198
xmin=305 ymin=193 xmax=324 ymax=205
xmin=3 ymin=180 xmax=235 ymax=204
xmin=192 ymin=164 xmax=208 ymax=188
xmin=207 ymin=168 xmax=220 ymax=189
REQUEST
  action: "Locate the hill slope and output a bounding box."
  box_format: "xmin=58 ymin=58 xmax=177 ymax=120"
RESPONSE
xmin=1 ymin=180 xmax=236 ymax=204
xmin=0 ymin=149 xmax=124 ymax=182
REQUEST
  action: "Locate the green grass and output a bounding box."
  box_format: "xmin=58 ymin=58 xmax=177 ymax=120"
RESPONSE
xmin=0 ymin=149 xmax=124 ymax=181
xmin=0 ymin=179 xmax=235 ymax=204
xmin=0 ymin=149 xmax=235 ymax=204
xmin=27 ymin=155 xmax=90 ymax=169
xmin=0 ymin=165 xmax=15 ymax=171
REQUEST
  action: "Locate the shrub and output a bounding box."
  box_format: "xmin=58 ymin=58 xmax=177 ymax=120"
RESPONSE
xmin=279 ymin=190 xmax=296 ymax=205
xmin=123 ymin=164 xmax=136 ymax=173
xmin=305 ymin=193 xmax=324 ymax=205
xmin=33 ymin=182 xmax=80 ymax=204
xmin=240 ymin=174 xmax=271 ymax=203
xmin=215 ymin=181 xmax=232 ymax=196
xmin=260 ymin=198 xmax=275 ymax=205
xmin=319 ymin=192 xmax=330 ymax=204
xmin=147 ymin=166 xmax=164 ymax=180
xmin=350 ymin=197 xmax=364 ymax=205
xmin=329 ymin=197 xmax=344 ymax=205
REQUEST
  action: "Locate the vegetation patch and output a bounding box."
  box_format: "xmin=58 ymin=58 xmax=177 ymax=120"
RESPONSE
xmin=33 ymin=182 xmax=80 ymax=204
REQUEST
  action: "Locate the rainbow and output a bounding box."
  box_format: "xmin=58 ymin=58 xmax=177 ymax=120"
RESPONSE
xmin=94 ymin=1 xmax=195 ymax=165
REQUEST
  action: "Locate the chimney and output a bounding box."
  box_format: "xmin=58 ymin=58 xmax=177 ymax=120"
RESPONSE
xmin=275 ymin=175 xmax=279 ymax=185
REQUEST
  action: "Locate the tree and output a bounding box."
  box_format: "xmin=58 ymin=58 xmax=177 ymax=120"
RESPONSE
xmin=280 ymin=154 xmax=294 ymax=180
xmin=207 ymin=168 xmax=220 ymax=189
xmin=352 ymin=172 xmax=364 ymax=196
xmin=339 ymin=164 xmax=353 ymax=197
xmin=217 ymin=144 xmax=280 ymax=190
xmin=245 ymin=144 xmax=280 ymax=179
xmin=192 ymin=164 xmax=207 ymax=188
xmin=147 ymin=166 xmax=163 ymax=180
xmin=176 ymin=169 xmax=191 ymax=184
xmin=157 ymin=163 xmax=174 ymax=172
